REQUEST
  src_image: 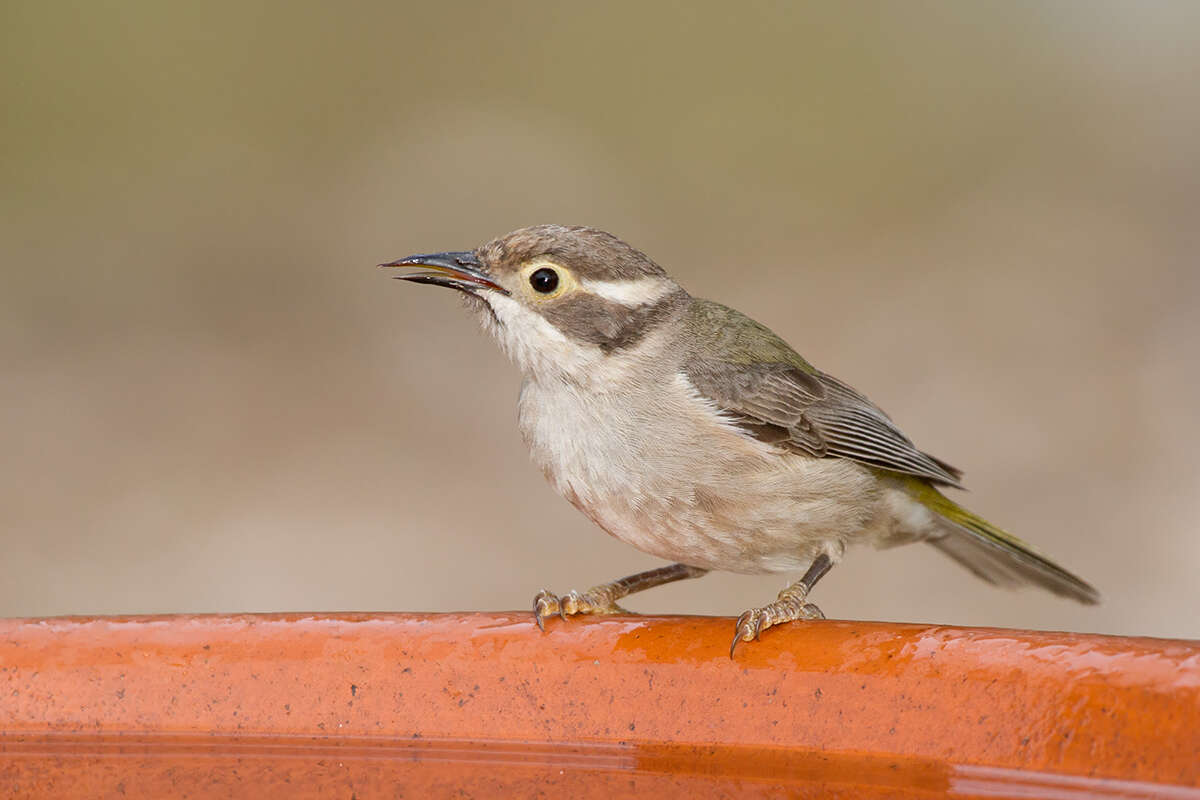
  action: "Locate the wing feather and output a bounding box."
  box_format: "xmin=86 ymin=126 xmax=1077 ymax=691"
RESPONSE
xmin=682 ymin=300 xmax=963 ymax=488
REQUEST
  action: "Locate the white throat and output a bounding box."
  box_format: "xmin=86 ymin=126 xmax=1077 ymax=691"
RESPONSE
xmin=474 ymin=292 xmax=677 ymax=391
xmin=475 ymin=293 xmax=601 ymax=384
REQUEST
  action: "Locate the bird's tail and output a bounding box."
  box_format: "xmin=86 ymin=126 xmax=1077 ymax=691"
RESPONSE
xmin=905 ymin=478 xmax=1099 ymax=605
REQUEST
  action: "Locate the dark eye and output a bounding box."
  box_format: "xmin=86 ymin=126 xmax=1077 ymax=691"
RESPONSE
xmin=529 ymin=267 xmax=559 ymax=294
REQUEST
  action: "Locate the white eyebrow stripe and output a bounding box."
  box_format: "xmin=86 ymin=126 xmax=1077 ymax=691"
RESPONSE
xmin=582 ymin=277 xmax=677 ymax=307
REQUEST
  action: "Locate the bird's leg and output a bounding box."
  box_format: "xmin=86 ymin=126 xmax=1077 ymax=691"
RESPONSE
xmin=533 ymin=563 xmax=708 ymax=630
xmin=731 ymin=553 xmax=833 ymax=657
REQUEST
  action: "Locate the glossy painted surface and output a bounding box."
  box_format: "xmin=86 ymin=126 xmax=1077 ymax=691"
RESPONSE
xmin=1 ymin=613 xmax=1197 ymax=797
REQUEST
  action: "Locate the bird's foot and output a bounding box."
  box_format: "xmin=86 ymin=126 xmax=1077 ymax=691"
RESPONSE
xmin=532 ymin=588 xmax=634 ymax=631
xmin=730 ymin=591 xmax=824 ymax=657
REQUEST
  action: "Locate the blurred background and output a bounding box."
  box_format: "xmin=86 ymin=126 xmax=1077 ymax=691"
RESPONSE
xmin=2 ymin=2 xmax=1197 ymax=638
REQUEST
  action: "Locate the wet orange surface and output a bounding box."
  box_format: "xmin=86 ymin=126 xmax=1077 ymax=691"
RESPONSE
xmin=1 ymin=613 xmax=1197 ymax=798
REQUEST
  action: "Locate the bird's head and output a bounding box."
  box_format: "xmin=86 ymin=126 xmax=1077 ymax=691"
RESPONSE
xmin=383 ymin=225 xmax=690 ymax=383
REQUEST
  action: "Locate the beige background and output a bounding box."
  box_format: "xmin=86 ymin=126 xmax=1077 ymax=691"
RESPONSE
xmin=2 ymin=3 xmax=1197 ymax=638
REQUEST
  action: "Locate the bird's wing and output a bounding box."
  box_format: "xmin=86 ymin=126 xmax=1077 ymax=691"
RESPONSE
xmin=681 ymin=299 xmax=964 ymax=488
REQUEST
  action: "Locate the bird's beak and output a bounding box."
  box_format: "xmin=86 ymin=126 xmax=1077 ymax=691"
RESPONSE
xmin=379 ymin=251 xmax=509 ymax=296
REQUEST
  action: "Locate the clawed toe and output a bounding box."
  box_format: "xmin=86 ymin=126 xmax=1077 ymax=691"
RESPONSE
xmin=530 ymin=565 xmax=707 ymax=633
xmin=532 ymin=588 xmax=633 ymax=631
xmin=730 ymin=609 xmax=767 ymax=657
xmin=729 ymin=601 xmax=825 ymax=657
xmin=532 ymin=589 xmax=562 ymax=631
xmin=559 ymin=589 xmax=587 ymax=617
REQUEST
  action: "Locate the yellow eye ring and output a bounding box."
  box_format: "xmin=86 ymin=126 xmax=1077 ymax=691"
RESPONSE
xmin=520 ymin=259 xmax=576 ymax=301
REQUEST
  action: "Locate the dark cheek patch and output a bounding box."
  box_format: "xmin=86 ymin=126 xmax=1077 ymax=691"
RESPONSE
xmin=541 ymin=291 xmax=687 ymax=354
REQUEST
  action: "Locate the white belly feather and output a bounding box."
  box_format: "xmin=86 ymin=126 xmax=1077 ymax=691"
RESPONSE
xmin=518 ymin=371 xmax=904 ymax=574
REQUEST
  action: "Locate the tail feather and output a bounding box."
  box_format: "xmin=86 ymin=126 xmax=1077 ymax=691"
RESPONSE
xmin=905 ymin=479 xmax=1100 ymax=605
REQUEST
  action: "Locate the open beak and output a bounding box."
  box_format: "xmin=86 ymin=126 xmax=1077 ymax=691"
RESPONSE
xmin=379 ymin=251 xmax=509 ymax=296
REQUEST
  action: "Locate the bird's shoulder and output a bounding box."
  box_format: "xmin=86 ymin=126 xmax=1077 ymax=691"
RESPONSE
xmin=681 ymin=298 xmax=819 ymax=375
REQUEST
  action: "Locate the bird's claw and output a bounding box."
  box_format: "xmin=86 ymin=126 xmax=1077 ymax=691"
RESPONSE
xmin=729 ymin=609 xmax=766 ymax=658
xmin=531 ymin=588 xmax=631 ymax=631
xmin=532 ymin=589 xmax=561 ymax=631
xmin=729 ymin=600 xmax=824 ymax=657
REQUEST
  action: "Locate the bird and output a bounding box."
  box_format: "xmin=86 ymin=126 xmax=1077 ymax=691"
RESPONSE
xmin=382 ymin=225 xmax=1098 ymax=655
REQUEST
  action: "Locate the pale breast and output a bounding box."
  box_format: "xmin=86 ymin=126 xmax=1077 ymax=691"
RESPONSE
xmin=518 ymin=371 xmax=890 ymax=574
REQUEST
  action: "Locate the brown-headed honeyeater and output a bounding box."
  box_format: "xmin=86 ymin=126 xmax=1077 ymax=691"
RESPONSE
xmin=383 ymin=225 xmax=1097 ymax=655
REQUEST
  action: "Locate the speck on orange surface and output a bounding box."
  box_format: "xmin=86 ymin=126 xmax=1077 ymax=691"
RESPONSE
xmin=0 ymin=613 xmax=1197 ymax=798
